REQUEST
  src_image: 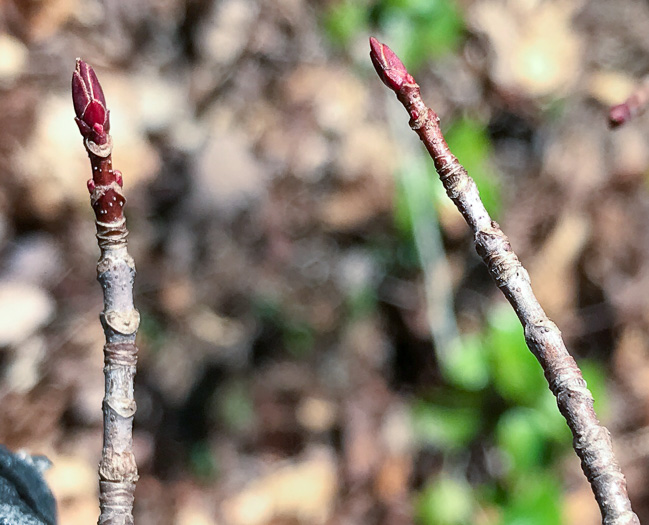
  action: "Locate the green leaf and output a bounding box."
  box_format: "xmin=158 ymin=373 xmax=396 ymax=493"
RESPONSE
xmin=496 ymin=408 xmax=548 ymax=473
xmin=323 ymin=1 xmax=368 ymax=47
xmin=411 ymin=400 xmax=483 ymax=451
xmin=503 ymin=471 xmax=564 ymax=525
xmin=532 ymin=389 xmax=572 ymax=445
xmin=441 ymin=334 xmax=490 ymax=391
xmin=444 ymin=117 xmax=501 ymax=217
xmin=486 ymin=305 xmax=546 ymax=405
xmin=415 ymin=476 xmax=475 ymax=525
xmin=379 ymin=0 xmax=466 ymax=68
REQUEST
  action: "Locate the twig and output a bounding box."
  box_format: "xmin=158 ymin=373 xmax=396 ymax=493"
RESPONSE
xmin=72 ymin=59 xmax=139 ymax=525
xmin=609 ymin=77 xmax=649 ymax=129
xmin=369 ymin=37 xmax=640 ymax=525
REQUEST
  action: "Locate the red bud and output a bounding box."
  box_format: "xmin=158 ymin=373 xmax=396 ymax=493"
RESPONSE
xmin=369 ymin=37 xmax=414 ymax=92
xmin=72 ymin=59 xmax=110 ymax=144
xmin=608 ymin=104 xmax=631 ymax=129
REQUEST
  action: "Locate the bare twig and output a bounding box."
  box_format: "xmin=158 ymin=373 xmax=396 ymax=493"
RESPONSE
xmin=369 ymin=37 xmax=640 ymax=525
xmin=609 ymin=77 xmax=649 ymax=129
xmin=72 ymin=59 xmax=139 ymax=525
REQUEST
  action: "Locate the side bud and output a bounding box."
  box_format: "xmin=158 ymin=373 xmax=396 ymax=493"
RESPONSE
xmin=608 ymin=104 xmax=631 ymax=129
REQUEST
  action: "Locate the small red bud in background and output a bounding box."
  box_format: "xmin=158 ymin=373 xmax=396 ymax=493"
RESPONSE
xmin=72 ymin=59 xmax=110 ymax=144
xmin=608 ymin=104 xmax=631 ymax=129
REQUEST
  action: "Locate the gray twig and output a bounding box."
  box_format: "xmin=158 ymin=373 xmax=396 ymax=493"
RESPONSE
xmin=72 ymin=59 xmax=139 ymax=525
xmin=370 ymin=37 xmax=640 ymax=525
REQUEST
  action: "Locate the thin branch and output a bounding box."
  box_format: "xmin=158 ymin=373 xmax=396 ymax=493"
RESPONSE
xmin=609 ymin=76 xmax=649 ymax=128
xmin=72 ymin=59 xmax=139 ymax=525
xmin=369 ymin=37 xmax=640 ymax=525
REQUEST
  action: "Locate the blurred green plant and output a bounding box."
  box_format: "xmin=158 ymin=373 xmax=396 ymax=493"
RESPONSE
xmin=416 ymin=476 xmax=475 ymax=525
xmin=371 ymin=0 xmax=465 ymax=69
xmin=345 ymin=283 xmax=379 ymax=320
xmin=412 ymin=397 xmax=484 ymax=452
xmin=324 ymin=0 xmax=465 ymax=70
xmin=323 ymin=0 xmax=369 ymax=46
xmin=445 ymin=117 xmax=501 ymax=217
xmin=254 ymin=296 xmax=316 ymax=358
xmin=189 ymin=441 xmax=219 ymax=482
xmin=411 ymin=305 xmax=609 ymax=525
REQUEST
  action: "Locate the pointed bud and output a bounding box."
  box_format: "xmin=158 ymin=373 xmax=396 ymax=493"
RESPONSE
xmin=608 ymin=104 xmax=631 ymax=129
xmin=369 ymin=37 xmax=414 ymax=92
xmin=72 ymin=59 xmax=110 ymax=144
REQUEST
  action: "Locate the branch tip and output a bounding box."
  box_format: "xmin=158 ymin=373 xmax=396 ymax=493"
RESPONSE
xmin=369 ymin=37 xmax=414 ymax=92
xmin=72 ymin=58 xmax=110 ymax=145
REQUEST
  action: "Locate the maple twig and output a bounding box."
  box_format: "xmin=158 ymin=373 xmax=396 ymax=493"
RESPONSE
xmin=72 ymin=59 xmax=139 ymax=525
xmin=369 ymin=37 xmax=639 ymax=525
xmin=609 ymin=77 xmax=649 ymax=128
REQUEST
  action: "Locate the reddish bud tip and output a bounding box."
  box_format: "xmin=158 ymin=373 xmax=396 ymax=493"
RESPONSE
xmin=369 ymin=37 xmax=414 ymax=92
xmin=608 ymin=104 xmax=631 ymax=129
xmin=113 ymin=170 xmax=123 ymax=187
xmin=72 ymin=58 xmax=110 ymax=144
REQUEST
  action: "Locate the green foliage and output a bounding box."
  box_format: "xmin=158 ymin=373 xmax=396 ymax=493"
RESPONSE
xmin=440 ymin=334 xmax=490 ymax=391
xmin=323 ymin=1 xmax=369 ymax=47
xmin=412 ymin=399 xmax=483 ymax=451
xmin=375 ymin=0 xmax=466 ymax=69
xmin=345 ymin=284 xmax=378 ymax=320
xmin=411 ymin=305 xmax=606 ymax=525
xmin=415 ymin=476 xmax=475 ymax=525
xmin=496 ymin=408 xmax=551 ymax=473
xmin=485 ymin=305 xmax=545 ymax=406
xmin=501 ymin=472 xmax=563 ymax=525
xmin=444 ymin=117 xmax=502 ymax=217
xmin=323 ymin=0 xmax=465 ymax=69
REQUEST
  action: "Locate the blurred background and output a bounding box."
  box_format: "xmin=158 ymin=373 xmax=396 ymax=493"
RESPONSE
xmin=0 ymin=0 xmax=648 ymax=523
